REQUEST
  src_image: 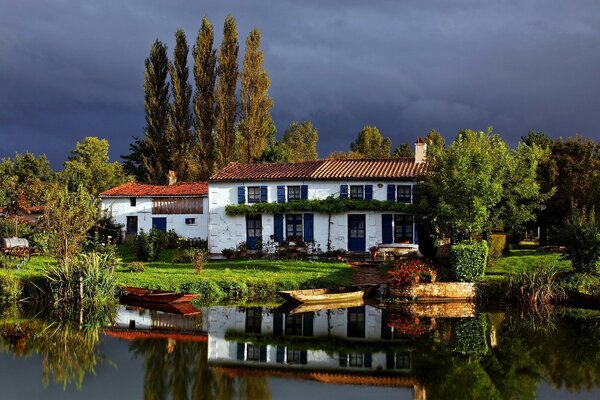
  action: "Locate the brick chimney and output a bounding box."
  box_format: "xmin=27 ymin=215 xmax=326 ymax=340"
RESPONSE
xmin=167 ymin=170 xmax=177 ymax=186
xmin=415 ymin=137 xmax=427 ymax=163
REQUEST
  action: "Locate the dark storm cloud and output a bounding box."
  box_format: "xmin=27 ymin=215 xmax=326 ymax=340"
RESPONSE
xmin=1 ymin=0 xmax=600 ymax=166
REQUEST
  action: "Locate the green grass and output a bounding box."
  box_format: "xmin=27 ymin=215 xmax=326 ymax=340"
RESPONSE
xmin=3 ymin=247 xmax=353 ymax=303
xmin=485 ymin=249 xmax=571 ymax=283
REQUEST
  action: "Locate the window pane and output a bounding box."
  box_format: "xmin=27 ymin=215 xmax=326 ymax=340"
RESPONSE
xmin=397 ymin=185 xmax=412 ymax=203
xmin=350 ymin=185 xmax=364 ymax=200
xmin=285 ymin=214 xmax=303 ymax=241
xmin=247 ymin=187 xmax=261 ymax=203
xmin=394 ymin=215 xmax=413 ymax=243
xmin=287 ymin=186 xmax=301 ymax=201
xmin=285 ymin=315 xmax=303 ymax=335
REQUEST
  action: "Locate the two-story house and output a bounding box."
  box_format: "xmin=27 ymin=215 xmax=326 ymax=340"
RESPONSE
xmin=208 ymin=141 xmax=427 ymax=253
xmin=99 ymin=181 xmax=209 ymax=239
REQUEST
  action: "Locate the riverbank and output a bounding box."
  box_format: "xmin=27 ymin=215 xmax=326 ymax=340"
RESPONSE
xmin=1 ymin=249 xmax=353 ymax=304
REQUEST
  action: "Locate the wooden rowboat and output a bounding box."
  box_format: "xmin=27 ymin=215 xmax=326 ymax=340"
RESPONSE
xmin=276 ymin=285 xmax=379 ymax=304
xmin=120 ymin=297 xmax=202 ymax=316
xmin=121 ymin=287 xmax=199 ymax=304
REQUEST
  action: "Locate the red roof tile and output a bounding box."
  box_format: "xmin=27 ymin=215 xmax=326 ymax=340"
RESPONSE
xmin=210 ymin=158 xmax=426 ymax=181
xmin=99 ymin=182 xmax=208 ymax=197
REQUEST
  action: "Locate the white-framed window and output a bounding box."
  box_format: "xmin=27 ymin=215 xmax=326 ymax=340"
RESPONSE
xmin=397 ymin=185 xmax=412 ymax=203
xmin=350 ymin=185 xmax=364 ymax=200
xmin=287 ymin=186 xmax=301 ymax=201
xmin=247 ymin=186 xmax=261 ymax=203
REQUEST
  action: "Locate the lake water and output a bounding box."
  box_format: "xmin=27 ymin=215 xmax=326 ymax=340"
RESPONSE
xmin=1 ymin=301 xmax=600 ymax=399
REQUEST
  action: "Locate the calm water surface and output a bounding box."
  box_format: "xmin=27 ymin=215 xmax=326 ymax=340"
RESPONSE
xmin=1 ymin=301 xmax=600 ymax=399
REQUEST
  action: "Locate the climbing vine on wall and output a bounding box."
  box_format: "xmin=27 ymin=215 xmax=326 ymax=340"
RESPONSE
xmin=225 ymin=197 xmax=414 ymax=216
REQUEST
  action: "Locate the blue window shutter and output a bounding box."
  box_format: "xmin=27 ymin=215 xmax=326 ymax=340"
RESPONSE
xmin=382 ymin=214 xmax=393 ymax=244
xmin=276 ymin=346 xmax=285 ymax=363
xmin=340 ymin=184 xmax=349 ymax=199
xmin=414 ymin=220 xmax=419 ymax=244
xmin=365 ymin=185 xmax=373 ymax=201
xmin=300 ymin=185 xmax=308 ymax=200
xmin=274 ymin=214 xmax=284 ymax=242
xmin=303 ymin=213 xmax=314 ymax=242
xmin=259 ymin=346 xmax=267 ymax=362
xmin=273 ymin=313 xmax=283 ymax=335
xmin=237 ymin=186 xmax=246 ymax=204
xmin=260 ymin=185 xmax=268 ymax=202
xmin=277 ymin=185 xmax=286 ymax=203
xmin=237 ymin=343 xmax=245 ymax=360
xmin=300 ymin=350 xmax=308 ymax=365
xmin=302 ymin=312 xmax=314 ymax=337
xmin=364 ymin=353 xmax=372 ymax=368
xmin=387 ymin=184 xmax=395 ymax=201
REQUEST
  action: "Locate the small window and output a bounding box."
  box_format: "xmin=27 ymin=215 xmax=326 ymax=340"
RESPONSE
xmin=185 ymin=218 xmax=196 ymax=225
xmin=286 ymin=349 xmax=303 ymax=365
xmin=247 ymin=187 xmax=261 ymax=203
xmin=395 ymin=352 xmax=411 ymax=369
xmin=397 ymin=185 xmax=412 ymax=203
xmin=285 ymin=314 xmax=303 ymax=336
xmin=129 ymin=197 xmax=136 ymax=207
xmin=350 ymin=185 xmax=364 ymax=200
xmin=287 ymin=186 xmax=301 ymax=201
xmin=246 ymin=344 xmax=262 ymax=361
xmin=245 ymin=308 xmax=262 ymax=334
xmin=349 ymin=353 xmax=364 ymax=367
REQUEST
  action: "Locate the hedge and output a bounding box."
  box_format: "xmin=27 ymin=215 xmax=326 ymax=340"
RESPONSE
xmin=450 ymin=240 xmax=488 ymax=282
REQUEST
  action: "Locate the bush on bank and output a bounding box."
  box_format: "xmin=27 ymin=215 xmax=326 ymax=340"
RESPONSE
xmin=451 ymin=240 xmax=488 ymax=282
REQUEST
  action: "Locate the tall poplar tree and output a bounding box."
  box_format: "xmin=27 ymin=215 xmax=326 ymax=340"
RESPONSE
xmin=169 ymin=29 xmax=195 ymax=181
xmin=193 ymin=18 xmax=218 ymax=179
xmin=239 ymin=28 xmax=273 ymax=163
xmin=142 ymin=39 xmax=171 ymax=183
xmin=216 ymin=15 xmax=239 ymax=167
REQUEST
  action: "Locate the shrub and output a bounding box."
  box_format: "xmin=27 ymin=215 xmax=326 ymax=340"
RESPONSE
xmin=450 ymin=240 xmax=488 ymax=282
xmin=181 ymin=280 xmax=224 ymax=304
xmin=192 ymin=249 xmax=209 ymax=273
xmin=29 ymin=230 xmax=53 ymax=254
xmin=0 ymin=271 xmax=22 ymax=303
xmin=451 ymin=315 xmax=489 ymax=355
xmin=134 ymin=230 xmax=154 ymax=261
xmin=128 ymin=262 xmax=145 ymax=273
xmin=505 ymin=265 xmax=567 ymax=308
xmin=172 ymin=248 xmax=194 ymax=263
xmin=559 ymin=272 xmax=600 ymax=296
xmin=0 ymin=216 xmax=34 ymax=239
xmin=560 ymin=206 xmax=600 ymax=273
xmin=216 ymin=279 xmax=248 ymax=300
xmin=488 ymin=233 xmax=510 ymax=263
xmin=221 ymin=248 xmax=236 ymax=259
xmin=387 ymin=259 xmax=437 ymax=287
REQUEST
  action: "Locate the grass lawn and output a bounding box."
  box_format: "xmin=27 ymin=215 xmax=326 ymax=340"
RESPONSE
xmin=485 ymin=249 xmax=571 ymax=283
xmin=4 ymin=247 xmax=353 ymax=303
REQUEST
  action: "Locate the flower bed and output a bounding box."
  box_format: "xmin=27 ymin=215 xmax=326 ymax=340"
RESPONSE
xmin=387 ymin=259 xmax=437 ymax=287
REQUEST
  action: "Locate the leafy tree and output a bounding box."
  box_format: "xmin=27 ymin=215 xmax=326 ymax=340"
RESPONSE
xmin=521 ymin=130 xmax=552 ymax=150
xmin=239 ymin=28 xmax=273 ymax=163
xmin=169 ymin=29 xmax=196 ymax=181
xmin=560 ymin=206 xmax=600 ymax=273
xmin=327 ymin=150 xmax=364 ymax=159
xmin=142 ymin=39 xmax=172 ymax=183
xmin=0 ymin=152 xmax=54 ymax=206
xmin=62 ymin=137 xmax=128 ymax=197
xmin=43 ymin=184 xmax=99 ymax=267
xmin=536 ymin=135 xmax=600 ymax=244
xmin=419 ymin=129 xmax=507 ymax=238
xmin=121 ymin=137 xmax=148 ymax=182
xmin=216 ymin=15 xmax=239 ymax=167
xmin=281 ymin=121 xmax=319 ymax=162
xmin=193 ymin=17 xmax=218 ymax=179
xmin=392 ymin=143 xmax=414 ymax=158
xmin=349 ymin=126 xmax=392 ymax=158
xmin=425 ymin=129 xmax=446 ymax=148
xmin=258 ymin=117 xmax=289 ymax=163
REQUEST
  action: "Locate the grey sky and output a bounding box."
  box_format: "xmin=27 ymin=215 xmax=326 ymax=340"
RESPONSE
xmin=1 ymin=0 xmax=599 ymax=167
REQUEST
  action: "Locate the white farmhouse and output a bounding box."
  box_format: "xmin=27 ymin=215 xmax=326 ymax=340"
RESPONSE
xmin=208 ymin=141 xmax=427 ymax=253
xmin=99 ymin=181 xmax=208 ymax=239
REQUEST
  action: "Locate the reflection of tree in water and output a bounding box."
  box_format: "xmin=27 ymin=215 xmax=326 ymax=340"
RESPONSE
xmin=412 ymin=311 xmax=600 ymax=399
xmin=131 ymin=339 xmax=271 ymax=400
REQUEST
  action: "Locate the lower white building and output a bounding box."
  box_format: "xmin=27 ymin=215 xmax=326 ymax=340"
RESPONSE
xmin=99 ymin=181 xmax=208 ymax=239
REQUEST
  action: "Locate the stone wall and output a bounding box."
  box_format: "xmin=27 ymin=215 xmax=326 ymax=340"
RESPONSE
xmin=389 ymin=301 xmax=476 ymax=318
xmin=390 ymin=282 xmax=476 ymax=300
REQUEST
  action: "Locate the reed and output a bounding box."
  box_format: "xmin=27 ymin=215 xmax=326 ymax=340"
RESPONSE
xmin=505 ymin=265 xmax=567 ymax=309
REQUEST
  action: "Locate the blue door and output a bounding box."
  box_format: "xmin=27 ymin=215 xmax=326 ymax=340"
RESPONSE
xmin=152 ymin=217 xmax=167 ymax=232
xmin=348 ymin=214 xmax=366 ymax=251
xmin=246 ymin=214 xmax=262 ymax=250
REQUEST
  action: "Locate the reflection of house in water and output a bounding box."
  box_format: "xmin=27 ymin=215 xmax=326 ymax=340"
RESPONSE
xmin=104 ymin=305 xmax=207 ymax=342
xmin=207 ymin=305 xmax=414 ymax=374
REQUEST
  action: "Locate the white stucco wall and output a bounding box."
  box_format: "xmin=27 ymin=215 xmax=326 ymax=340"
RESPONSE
xmin=208 ymin=180 xmax=416 ymax=253
xmin=100 ymin=196 xmax=209 ymax=239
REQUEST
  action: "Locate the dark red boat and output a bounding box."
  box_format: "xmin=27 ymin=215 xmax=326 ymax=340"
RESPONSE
xmin=121 ymin=287 xmax=199 ymax=304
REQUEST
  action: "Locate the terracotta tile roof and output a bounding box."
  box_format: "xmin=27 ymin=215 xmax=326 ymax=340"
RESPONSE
xmin=210 ymin=158 xmax=426 ymax=182
xmin=99 ymin=182 xmax=208 ymax=197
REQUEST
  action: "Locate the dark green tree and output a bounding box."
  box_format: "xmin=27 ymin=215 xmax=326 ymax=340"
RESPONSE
xmin=281 ymin=121 xmax=319 ymax=162
xmin=142 ymin=39 xmax=172 ymax=183
xmin=216 ymin=15 xmax=239 ymax=167
xmin=425 ymin=129 xmax=445 ymax=148
xmin=521 ymin=130 xmax=552 ymax=150
xmin=169 ymin=29 xmax=196 ymax=181
xmin=259 ymin=117 xmax=289 ymax=163
xmin=392 ymin=143 xmax=414 ymax=158
xmin=193 ymin=17 xmax=218 ymax=179
xmin=239 ymin=28 xmax=273 ymax=163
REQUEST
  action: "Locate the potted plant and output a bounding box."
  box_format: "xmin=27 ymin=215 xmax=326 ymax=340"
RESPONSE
xmin=237 ymin=242 xmax=248 ymax=257
xmin=221 ymin=248 xmax=236 ymax=259
xmin=369 ymin=246 xmax=379 ymax=261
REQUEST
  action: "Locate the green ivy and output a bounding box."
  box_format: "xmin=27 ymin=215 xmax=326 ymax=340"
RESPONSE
xmin=225 ymin=197 xmax=414 ymax=216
